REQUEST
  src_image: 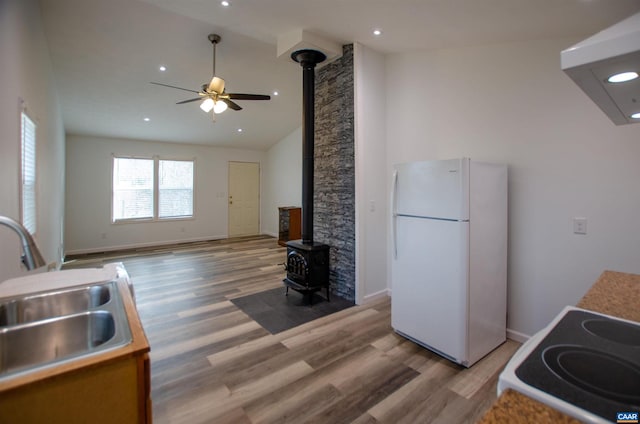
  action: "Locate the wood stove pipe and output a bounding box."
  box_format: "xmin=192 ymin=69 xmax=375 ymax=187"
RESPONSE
xmin=291 ymin=49 xmax=326 ymax=245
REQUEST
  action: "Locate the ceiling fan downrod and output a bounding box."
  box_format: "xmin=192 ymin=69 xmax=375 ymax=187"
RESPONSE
xmin=208 ymin=34 xmax=221 ymax=79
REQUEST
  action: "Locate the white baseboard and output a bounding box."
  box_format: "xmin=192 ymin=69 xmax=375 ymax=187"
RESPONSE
xmin=360 ymin=288 xmax=390 ymax=305
xmin=506 ymin=328 xmax=530 ymax=343
xmin=64 ymin=234 xmax=228 ymax=256
xmin=262 ymin=231 xmax=278 ymax=238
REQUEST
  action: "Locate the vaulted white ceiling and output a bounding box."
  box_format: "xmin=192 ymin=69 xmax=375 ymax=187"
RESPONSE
xmin=39 ymin=0 xmax=640 ymax=150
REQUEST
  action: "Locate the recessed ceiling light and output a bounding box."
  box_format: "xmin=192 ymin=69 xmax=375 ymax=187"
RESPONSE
xmin=221 ymin=1 xmax=230 ymax=6
xmin=373 ymin=29 xmax=382 ymax=36
xmin=607 ymin=71 xmax=638 ymax=83
xmin=631 ymin=112 xmax=640 ymax=119
xmin=159 ymin=65 xmax=167 ymax=72
xmin=273 ymin=91 xmax=279 ymax=96
xmin=237 ymin=128 xmax=243 ymax=132
xmin=143 ymin=117 xmax=150 ymax=122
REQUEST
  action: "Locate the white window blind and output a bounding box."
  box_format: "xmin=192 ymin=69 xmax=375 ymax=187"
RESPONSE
xmin=112 ymin=158 xmax=154 ymax=221
xmin=159 ymin=160 xmax=194 ymax=218
xmin=21 ymin=112 xmax=36 ymax=235
xmin=112 ymin=157 xmax=194 ymax=222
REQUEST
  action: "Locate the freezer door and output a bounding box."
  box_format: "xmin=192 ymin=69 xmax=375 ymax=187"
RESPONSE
xmin=393 ymin=158 xmax=469 ymax=221
xmin=391 ymin=216 xmax=469 ymax=363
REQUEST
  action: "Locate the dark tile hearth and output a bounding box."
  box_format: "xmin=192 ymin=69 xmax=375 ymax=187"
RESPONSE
xmin=231 ymin=287 xmax=354 ymax=334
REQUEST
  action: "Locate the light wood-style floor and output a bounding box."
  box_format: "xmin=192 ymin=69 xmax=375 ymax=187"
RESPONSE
xmin=64 ymin=235 xmax=519 ymax=424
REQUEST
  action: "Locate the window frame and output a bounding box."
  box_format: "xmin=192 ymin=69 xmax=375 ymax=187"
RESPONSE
xmin=111 ymin=155 xmax=196 ymax=224
xmin=20 ymin=110 xmax=37 ymax=236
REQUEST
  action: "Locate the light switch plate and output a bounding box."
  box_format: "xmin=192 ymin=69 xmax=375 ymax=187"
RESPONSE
xmin=573 ymin=217 xmax=587 ymax=235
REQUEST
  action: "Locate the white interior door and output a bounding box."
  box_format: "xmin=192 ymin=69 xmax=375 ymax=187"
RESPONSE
xmin=391 ymin=215 xmax=469 ymax=362
xmin=228 ymin=161 xmax=260 ymax=237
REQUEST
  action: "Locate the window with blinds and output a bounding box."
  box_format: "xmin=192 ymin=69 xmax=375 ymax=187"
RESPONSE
xmin=21 ymin=112 xmax=36 ymax=235
xmin=112 ymin=156 xmax=194 ymax=222
xmin=112 ymin=157 xmax=154 ymax=221
xmin=159 ymin=159 xmax=194 ymax=218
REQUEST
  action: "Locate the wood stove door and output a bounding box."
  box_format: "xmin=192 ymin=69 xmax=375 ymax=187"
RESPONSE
xmin=228 ymin=161 xmax=260 ymax=237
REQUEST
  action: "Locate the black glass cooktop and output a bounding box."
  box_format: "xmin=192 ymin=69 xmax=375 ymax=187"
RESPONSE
xmin=515 ymin=310 xmax=640 ymax=421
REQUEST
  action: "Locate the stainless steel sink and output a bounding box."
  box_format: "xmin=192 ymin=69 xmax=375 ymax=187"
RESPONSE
xmin=0 ymin=284 xmax=111 ymax=326
xmin=0 ymin=281 xmax=132 ymax=380
xmin=0 ymin=311 xmax=117 ymax=375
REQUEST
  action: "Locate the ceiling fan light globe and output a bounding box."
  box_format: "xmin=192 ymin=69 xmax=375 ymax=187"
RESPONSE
xmin=200 ymin=97 xmax=214 ymax=112
xmin=213 ymin=100 xmax=228 ymax=114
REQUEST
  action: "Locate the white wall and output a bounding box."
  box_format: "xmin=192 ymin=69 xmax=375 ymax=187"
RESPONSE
xmin=354 ymin=44 xmax=388 ymax=303
xmin=385 ymin=37 xmax=640 ymax=337
xmin=261 ymin=127 xmax=302 ymax=237
xmin=0 ymin=0 xmax=65 ymax=281
xmin=65 ymin=135 xmax=265 ymax=254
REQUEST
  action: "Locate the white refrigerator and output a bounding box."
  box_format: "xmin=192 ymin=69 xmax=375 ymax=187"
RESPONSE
xmin=391 ymin=158 xmax=507 ymax=367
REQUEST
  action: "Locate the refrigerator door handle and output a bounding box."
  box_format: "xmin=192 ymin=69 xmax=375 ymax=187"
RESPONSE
xmin=391 ymin=170 xmax=398 ymax=259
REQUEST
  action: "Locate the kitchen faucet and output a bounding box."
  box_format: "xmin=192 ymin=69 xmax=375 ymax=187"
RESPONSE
xmin=0 ymin=215 xmax=46 ymax=270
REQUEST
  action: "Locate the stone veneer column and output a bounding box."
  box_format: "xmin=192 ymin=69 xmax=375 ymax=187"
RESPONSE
xmin=313 ymin=44 xmax=355 ymax=301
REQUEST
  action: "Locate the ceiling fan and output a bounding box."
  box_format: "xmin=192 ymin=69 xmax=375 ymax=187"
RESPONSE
xmin=151 ymin=34 xmax=270 ymax=120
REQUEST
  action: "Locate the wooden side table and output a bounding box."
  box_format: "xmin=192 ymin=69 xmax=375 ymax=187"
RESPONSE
xmin=278 ymin=207 xmax=301 ymax=246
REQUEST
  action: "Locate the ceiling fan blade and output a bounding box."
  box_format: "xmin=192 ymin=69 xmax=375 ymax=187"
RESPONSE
xmin=150 ymin=82 xmax=200 ymax=94
xmin=222 ymin=98 xmax=242 ymax=111
xmin=227 ymin=93 xmax=271 ymax=101
xmin=208 ymin=76 xmax=225 ymax=94
xmin=176 ymin=97 xmax=203 ymax=104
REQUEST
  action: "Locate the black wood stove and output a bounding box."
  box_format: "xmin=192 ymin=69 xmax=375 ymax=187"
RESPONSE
xmin=284 ymin=240 xmax=330 ymax=302
xmin=283 ymin=49 xmax=331 ymax=304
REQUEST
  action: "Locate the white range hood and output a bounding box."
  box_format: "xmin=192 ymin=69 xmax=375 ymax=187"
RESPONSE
xmin=561 ymin=12 xmax=640 ymax=125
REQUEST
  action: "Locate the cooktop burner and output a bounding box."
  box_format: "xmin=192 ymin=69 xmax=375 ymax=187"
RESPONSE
xmin=498 ymin=306 xmax=640 ymax=423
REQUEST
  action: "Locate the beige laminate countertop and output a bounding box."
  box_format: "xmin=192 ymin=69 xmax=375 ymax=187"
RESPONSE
xmin=479 ymin=270 xmax=640 ymax=424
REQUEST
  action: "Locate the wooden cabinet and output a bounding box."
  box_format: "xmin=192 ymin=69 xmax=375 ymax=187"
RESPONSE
xmin=278 ymin=207 xmax=301 ymax=246
xmin=0 ymin=352 xmax=151 ymax=424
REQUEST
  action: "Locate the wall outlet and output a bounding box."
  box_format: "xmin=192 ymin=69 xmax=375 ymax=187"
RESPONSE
xmin=573 ymin=217 xmax=587 ymax=235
